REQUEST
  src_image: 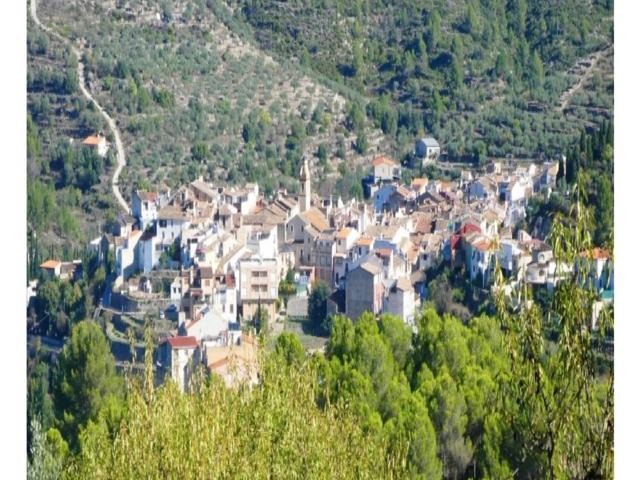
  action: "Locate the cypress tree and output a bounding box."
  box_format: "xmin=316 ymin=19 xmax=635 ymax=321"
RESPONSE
xmin=557 ymin=154 xmax=565 ymax=182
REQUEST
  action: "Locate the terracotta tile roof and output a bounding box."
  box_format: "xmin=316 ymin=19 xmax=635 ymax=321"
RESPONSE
xmin=459 ymin=222 xmax=482 ymax=235
xmin=166 ymin=336 xmax=199 ymax=349
xmin=82 ymin=134 xmax=104 ymax=146
xmin=450 ymin=234 xmax=462 ymax=250
xmin=357 ymin=236 xmax=374 ymax=246
xmin=190 ymin=180 xmax=216 ymax=199
xmin=301 ymin=208 xmax=330 ymax=232
xmin=411 ymin=177 xmax=429 ymax=188
xmin=336 ymin=227 xmax=353 ymax=239
xmin=372 ymin=156 xmax=397 ymax=167
xmin=40 ymin=259 xmax=61 ymax=269
xmin=395 ymin=185 xmax=412 ymax=198
xmin=472 ymin=237 xmax=493 ymax=252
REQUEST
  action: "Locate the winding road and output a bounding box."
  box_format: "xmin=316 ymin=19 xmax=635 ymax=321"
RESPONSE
xmin=30 ymin=0 xmax=130 ymax=214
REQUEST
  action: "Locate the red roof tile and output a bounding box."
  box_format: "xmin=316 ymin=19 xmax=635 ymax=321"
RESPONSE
xmin=372 ymin=156 xmax=396 ymax=167
xmin=166 ymin=336 xmax=199 ymax=349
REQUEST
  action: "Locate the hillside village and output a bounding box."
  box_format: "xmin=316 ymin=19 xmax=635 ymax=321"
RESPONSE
xmin=35 ymin=148 xmax=613 ymax=390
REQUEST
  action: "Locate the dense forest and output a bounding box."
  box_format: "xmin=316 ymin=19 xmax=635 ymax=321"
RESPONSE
xmin=236 ymin=0 xmax=613 ymax=161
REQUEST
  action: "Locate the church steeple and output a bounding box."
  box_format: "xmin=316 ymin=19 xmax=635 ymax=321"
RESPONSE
xmin=299 ymin=157 xmax=311 ymax=212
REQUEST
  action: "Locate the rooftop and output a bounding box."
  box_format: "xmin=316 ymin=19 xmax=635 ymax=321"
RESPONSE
xmin=40 ymin=259 xmax=61 ymax=269
xmin=82 ymin=134 xmax=105 ymax=146
xmin=419 ymin=137 xmax=439 ymax=147
xmin=372 ymin=156 xmax=397 ymax=167
xmin=166 ymin=336 xmax=199 ymax=349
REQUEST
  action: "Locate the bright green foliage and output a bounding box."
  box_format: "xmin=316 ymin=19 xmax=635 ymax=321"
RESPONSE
xmin=53 ymin=321 xmax=123 ymax=448
xmin=321 ymin=313 xmax=442 ymax=478
xmin=274 ymin=332 xmax=305 ymax=366
xmin=28 ymin=419 xmax=67 ymax=480
xmin=62 ymin=355 xmax=403 ymax=479
xmin=28 ymin=362 xmax=55 ymax=452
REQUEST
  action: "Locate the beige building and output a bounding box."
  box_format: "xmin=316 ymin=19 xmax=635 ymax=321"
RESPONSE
xmin=238 ymin=257 xmax=279 ymax=320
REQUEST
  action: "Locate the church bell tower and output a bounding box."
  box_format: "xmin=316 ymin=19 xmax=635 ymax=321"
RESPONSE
xmin=299 ymin=157 xmax=311 ymax=212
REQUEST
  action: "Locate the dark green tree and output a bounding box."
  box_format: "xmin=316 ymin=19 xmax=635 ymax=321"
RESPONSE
xmin=53 ymin=320 xmax=123 ymax=448
xmin=308 ymin=280 xmax=331 ymax=335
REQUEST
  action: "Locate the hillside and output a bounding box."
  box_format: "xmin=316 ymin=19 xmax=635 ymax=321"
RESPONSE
xmin=234 ymin=0 xmax=614 ymax=162
xmin=33 ymin=0 xmax=388 ymax=208
xmin=27 ymin=13 xmax=115 ymax=253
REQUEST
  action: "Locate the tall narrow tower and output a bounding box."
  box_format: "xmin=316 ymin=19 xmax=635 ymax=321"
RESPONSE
xmin=299 ymin=157 xmax=311 ymax=212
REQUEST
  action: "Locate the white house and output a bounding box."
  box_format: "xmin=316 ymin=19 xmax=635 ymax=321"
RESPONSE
xmin=224 ymin=183 xmax=259 ymax=215
xmin=157 ymin=206 xmax=192 ymax=246
xmin=132 ymin=190 xmax=159 ymax=230
xmin=162 ymin=336 xmax=200 ymax=393
xmin=415 ymin=137 xmax=440 ymax=163
xmin=116 ymin=230 xmax=142 ymax=281
xmin=465 ymin=235 xmax=496 ymax=287
xmin=81 ymin=133 xmax=109 ymax=157
xmin=372 ymin=156 xmax=401 ymax=182
xmin=136 ymin=230 xmax=160 ymax=273
xmin=182 ymin=305 xmax=228 ymax=341
xmin=246 ymin=224 xmax=279 ymax=259
xmin=385 ymin=277 xmax=416 ymax=326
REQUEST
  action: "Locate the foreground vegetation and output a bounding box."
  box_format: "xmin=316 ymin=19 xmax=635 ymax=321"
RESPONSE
xmin=28 ymin=188 xmax=612 ymax=478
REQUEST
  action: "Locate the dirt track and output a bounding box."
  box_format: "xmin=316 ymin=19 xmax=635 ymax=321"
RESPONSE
xmin=30 ymin=0 xmax=130 ymax=214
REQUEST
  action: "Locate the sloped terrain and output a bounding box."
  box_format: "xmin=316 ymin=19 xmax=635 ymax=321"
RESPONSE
xmin=234 ymin=0 xmax=614 ymax=162
xmin=35 ymin=0 xmax=387 ymax=204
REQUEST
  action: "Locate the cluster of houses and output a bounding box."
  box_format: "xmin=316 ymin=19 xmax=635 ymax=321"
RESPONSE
xmin=35 ymin=149 xmax=613 ymax=391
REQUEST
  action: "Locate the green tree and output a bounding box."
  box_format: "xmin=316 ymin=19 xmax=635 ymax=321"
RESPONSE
xmin=427 ymin=371 xmax=473 ymax=478
xmin=64 ymin=353 xmax=404 ymax=478
xmin=308 ymin=280 xmax=331 ymax=335
xmin=28 ymin=362 xmax=55 ymax=451
xmin=355 ymin=130 xmax=368 ymax=154
xmin=379 ymin=314 xmax=412 ymax=370
xmin=27 ymin=419 xmax=67 ymax=480
xmin=591 ymin=174 xmax=613 ymax=246
xmin=316 ymin=143 xmax=328 ymax=165
xmin=254 ymin=306 xmax=269 ymax=335
xmin=426 ymin=11 xmax=441 ymax=52
xmin=530 ymin=51 xmax=544 ymax=91
xmin=352 ymin=40 xmax=364 ymax=78
xmin=53 ymin=320 xmax=123 ymax=448
xmin=274 ymin=332 xmax=305 ymax=365
xmin=191 ymin=142 xmax=209 ymax=162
